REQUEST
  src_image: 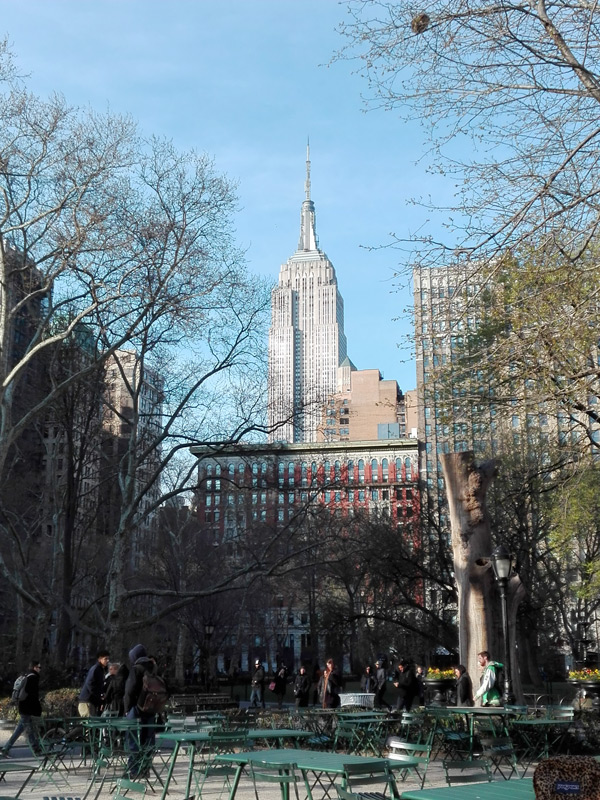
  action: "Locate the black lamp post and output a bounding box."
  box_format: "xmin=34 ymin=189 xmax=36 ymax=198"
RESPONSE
xmin=490 ymin=543 xmax=515 ymax=705
xmin=204 ymin=623 xmax=215 ymax=691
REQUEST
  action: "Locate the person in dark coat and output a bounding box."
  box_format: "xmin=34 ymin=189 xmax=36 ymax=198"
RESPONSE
xmin=360 ymin=665 xmax=375 ymax=693
xmin=319 ymin=658 xmax=341 ymax=709
xmin=454 ymin=664 xmax=474 ymax=706
xmin=393 ymin=660 xmax=419 ymax=712
xmin=103 ymin=662 xmax=129 ymax=716
xmin=272 ymin=664 xmax=288 ymax=708
xmin=249 ymin=659 xmax=265 ymax=708
xmin=2 ymin=661 xmax=43 ymax=756
xmin=124 ymin=643 xmax=158 ymax=777
xmin=293 ymin=666 xmax=311 ymax=710
xmin=374 ymin=659 xmax=390 ymax=709
xmin=78 ymin=649 xmax=110 ymax=716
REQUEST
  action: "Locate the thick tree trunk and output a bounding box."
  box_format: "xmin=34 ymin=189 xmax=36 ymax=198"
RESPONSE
xmin=441 ymin=452 xmax=525 ymax=702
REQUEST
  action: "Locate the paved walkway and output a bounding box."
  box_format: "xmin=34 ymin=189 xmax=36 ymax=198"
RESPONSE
xmin=0 ymin=725 xmax=518 ymax=800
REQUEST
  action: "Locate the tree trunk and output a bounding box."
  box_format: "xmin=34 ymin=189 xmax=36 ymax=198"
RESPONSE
xmin=441 ymin=452 xmax=525 ymax=701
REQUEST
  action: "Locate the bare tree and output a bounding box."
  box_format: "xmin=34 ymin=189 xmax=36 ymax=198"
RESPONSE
xmin=337 ymin=1 xmax=600 ymax=265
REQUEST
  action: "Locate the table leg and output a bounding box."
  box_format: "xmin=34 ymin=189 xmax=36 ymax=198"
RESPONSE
xmin=159 ymin=741 xmax=181 ymax=800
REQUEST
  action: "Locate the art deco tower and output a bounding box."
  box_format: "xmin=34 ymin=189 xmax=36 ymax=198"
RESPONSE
xmin=268 ymin=147 xmax=348 ymax=442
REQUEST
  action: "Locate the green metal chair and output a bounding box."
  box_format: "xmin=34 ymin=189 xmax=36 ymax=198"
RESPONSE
xmin=480 ymin=735 xmax=522 ymax=779
xmin=443 ymin=758 xmax=493 ymax=785
xmin=385 ymin=737 xmax=432 ymax=789
xmin=249 ymin=760 xmax=313 ymax=800
xmin=342 ymin=759 xmax=400 ymax=800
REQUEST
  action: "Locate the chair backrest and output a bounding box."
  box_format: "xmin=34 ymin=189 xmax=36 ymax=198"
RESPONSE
xmin=249 ymin=760 xmax=305 ymax=800
xmin=480 ymin=736 xmax=517 ymax=757
xmin=343 ymin=759 xmax=397 ymax=794
xmin=443 ymin=758 xmax=492 ymax=785
xmin=546 ymin=706 xmax=574 ymax=721
xmin=385 ymin=737 xmax=431 ymax=764
xmin=207 ymin=730 xmax=248 ymax=754
xmin=113 ymin=778 xmax=146 ymax=800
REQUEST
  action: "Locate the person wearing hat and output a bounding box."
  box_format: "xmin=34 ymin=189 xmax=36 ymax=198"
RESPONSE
xmin=250 ymin=659 xmax=265 ymax=708
xmin=375 ymin=659 xmax=390 ymax=709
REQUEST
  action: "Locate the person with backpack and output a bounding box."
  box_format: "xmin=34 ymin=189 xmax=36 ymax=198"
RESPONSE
xmin=1 ymin=660 xmax=43 ymax=757
xmin=123 ymin=643 xmax=168 ymax=778
xmin=474 ymin=650 xmax=503 ymax=706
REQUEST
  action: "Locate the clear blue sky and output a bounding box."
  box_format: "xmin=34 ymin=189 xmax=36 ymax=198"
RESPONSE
xmin=0 ymin=0 xmax=450 ymax=391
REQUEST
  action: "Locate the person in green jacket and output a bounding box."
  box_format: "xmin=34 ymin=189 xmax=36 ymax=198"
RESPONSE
xmin=474 ymin=651 xmax=503 ymax=706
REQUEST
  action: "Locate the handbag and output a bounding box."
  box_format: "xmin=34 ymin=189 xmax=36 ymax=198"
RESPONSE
xmin=268 ymin=681 xmax=276 ymax=691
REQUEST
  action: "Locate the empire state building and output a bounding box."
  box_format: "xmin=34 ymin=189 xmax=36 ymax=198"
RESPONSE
xmin=268 ymin=148 xmax=349 ymax=442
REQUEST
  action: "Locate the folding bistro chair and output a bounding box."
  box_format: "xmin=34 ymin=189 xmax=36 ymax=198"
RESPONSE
xmin=342 ymin=759 xmax=400 ymax=800
xmin=249 ymin=760 xmax=313 ymax=800
xmin=443 ymin=758 xmax=493 ymax=785
xmin=385 ymin=737 xmax=432 ymax=789
xmin=480 ymin=736 xmax=522 ymax=780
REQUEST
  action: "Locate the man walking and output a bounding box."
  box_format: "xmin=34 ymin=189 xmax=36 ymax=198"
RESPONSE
xmin=249 ymin=659 xmax=265 ymax=708
xmin=2 ymin=661 xmax=43 ymax=756
xmin=474 ymin=651 xmax=503 ymax=706
xmin=78 ymin=649 xmax=110 ymax=717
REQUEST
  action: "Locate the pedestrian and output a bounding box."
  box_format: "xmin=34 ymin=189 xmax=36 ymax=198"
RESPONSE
xmin=415 ymin=665 xmax=426 ymax=706
xmin=360 ymin=664 xmax=375 ymax=693
xmin=78 ymin=649 xmax=110 ymax=717
xmin=473 ymin=650 xmax=503 ymax=706
xmin=123 ymin=643 xmax=166 ymax=778
xmin=393 ymin=659 xmax=419 ymax=712
xmin=454 ymin=664 xmax=474 ymax=706
xmin=319 ymin=658 xmax=341 ymax=709
xmin=2 ymin=661 xmax=43 ymax=757
xmin=272 ymin=663 xmax=288 ymax=708
xmin=293 ymin=666 xmax=310 ymax=710
xmin=249 ymin=659 xmax=265 ymax=708
xmin=103 ymin=662 xmax=128 ymax=716
xmin=374 ymin=659 xmax=390 ymax=709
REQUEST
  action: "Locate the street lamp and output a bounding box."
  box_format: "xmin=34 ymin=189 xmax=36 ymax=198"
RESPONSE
xmin=490 ymin=543 xmax=515 ymax=705
xmin=204 ymin=623 xmax=215 ymax=692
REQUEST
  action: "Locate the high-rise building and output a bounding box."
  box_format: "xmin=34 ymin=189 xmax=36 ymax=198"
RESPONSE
xmin=268 ymin=146 xmax=349 ymax=442
xmin=318 ymin=366 xmax=417 ymax=443
xmin=100 ymin=349 xmax=164 ymax=568
xmin=413 ymin=263 xmax=591 ymax=521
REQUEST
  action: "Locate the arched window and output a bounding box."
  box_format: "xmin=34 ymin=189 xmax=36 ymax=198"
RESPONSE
xmin=371 ymin=459 xmax=378 ymax=482
xmin=405 ymin=457 xmax=412 ymax=475
xmin=382 ymin=458 xmax=388 ymax=482
xmin=288 ymin=462 xmax=295 ymax=486
xmin=358 ymin=459 xmax=365 ymax=484
xmin=215 ymin=464 xmax=221 ymax=476
xmin=301 ymin=462 xmax=308 ymax=487
xmin=334 ymin=461 xmax=341 ymax=480
xmin=206 ymin=464 xmax=213 ymax=476
xmin=347 ymin=460 xmax=354 ymax=484
xmin=395 ymin=458 xmax=402 ymax=479
xmin=324 ymin=461 xmax=331 ymax=482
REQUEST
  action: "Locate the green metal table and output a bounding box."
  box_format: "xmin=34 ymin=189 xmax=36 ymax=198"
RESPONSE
xmin=0 ymin=759 xmax=39 ymax=797
xmin=400 ymin=777 xmax=534 ymax=800
xmin=510 ymin=718 xmax=572 ymax=772
xmin=156 ymin=729 xmax=313 ymax=800
xmin=216 ymin=747 xmax=400 ymax=800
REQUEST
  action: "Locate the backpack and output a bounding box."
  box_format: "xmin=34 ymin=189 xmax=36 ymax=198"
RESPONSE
xmin=137 ymin=671 xmax=168 ymax=714
xmin=10 ymin=674 xmax=28 ymax=705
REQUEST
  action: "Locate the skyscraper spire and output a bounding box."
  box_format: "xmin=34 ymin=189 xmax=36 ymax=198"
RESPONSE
xmin=298 ymin=140 xmax=318 ymax=252
xmin=305 ymin=138 xmax=311 ymax=201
